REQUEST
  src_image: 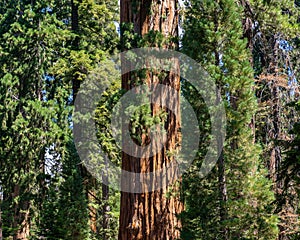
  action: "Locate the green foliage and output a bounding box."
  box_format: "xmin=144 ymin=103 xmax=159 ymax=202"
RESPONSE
xmin=50 ymin=0 xmax=118 ymax=86
xmin=0 ymin=0 xmax=119 ymax=239
xmin=125 ymin=92 xmax=168 ymax=146
xmin=93 ymin=66 xmax=122 ymax=240
xmin=0 ymin=0 xmax=298 ymax=239
xmin=181 ymin=0 xmax=279 ymax=238
xmin=246 ymin=1 xmax=300 ymax=237
xmin=120 ymin=22 xmax=173 ymax=49
xmin=0 ymin=0 xmax=71 ymax=237
xmin=38 ymin=141 xmax=90 ymax=240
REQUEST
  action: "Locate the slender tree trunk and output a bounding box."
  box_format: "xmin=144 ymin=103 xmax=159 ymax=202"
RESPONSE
xmin=0 ymin=215 xmax=2 ymax=240
xmin=239 ymin=0 xmax=254 ymax=64
xmin=239 ymin=0 xmax=256 ymax=143
xmin=217 ymin=91 xmax=228 ymax=240
xmin=0 ymin=212 xmax=2 ymax=240
xmin=214 ymin=35 xmax=229 ymax=238
xmin=217 ymin=150 xmax=228 ymax=240
xmin=119 ymin=1 xmax=182 ymax=239
xmin=267 ymin=36 xmax=287 ymax=240
xmin=0 ymin=187 xmax=2 ymax=240
xmin=102 ymin=156 xmax=110 ymax=240
xmin=87 ymin=186 xmax=98 ymax=234
xmin=12 ymin=185 xmax=19 ymax=240
xmin=12 ymin=185 xmax=30 ymax=240
xmin=71 ymin=0 xmax=80 ymax=100
xmin=71 ymin=0 xmax=98 ymax=234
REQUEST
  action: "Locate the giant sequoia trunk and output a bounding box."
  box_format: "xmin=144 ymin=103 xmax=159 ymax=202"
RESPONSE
xmin=119 ymin=1 xmax=183 ymax=239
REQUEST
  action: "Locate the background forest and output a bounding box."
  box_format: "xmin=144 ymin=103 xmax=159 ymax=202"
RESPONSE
xmin=0 ymin=0 xmax=299 ymax=239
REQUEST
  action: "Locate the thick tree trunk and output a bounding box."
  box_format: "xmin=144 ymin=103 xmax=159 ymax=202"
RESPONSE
xmin=119 ymin=1 xmax=182 ymax=239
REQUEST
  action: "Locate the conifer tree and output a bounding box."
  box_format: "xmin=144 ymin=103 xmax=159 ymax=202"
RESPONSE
xmin=0 ymin=0 xmax=70 ymax=238
xmin=0 ymin=0 xmax=119 ymax=238
xmin=181 ymin=0 xmax=278 ymax=238
xmin=51 ymin=0 xmax=119 ymax=238
xmin=239 ymin=1 xmax=300 ymax=238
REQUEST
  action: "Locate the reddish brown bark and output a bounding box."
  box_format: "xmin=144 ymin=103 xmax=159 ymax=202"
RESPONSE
xmin=12 ymin=185 xmax=30 ymax=240
xmin=119 ymin=1 xmax=182 ymax=239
